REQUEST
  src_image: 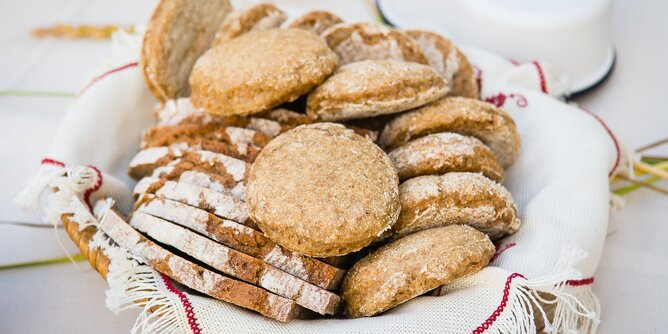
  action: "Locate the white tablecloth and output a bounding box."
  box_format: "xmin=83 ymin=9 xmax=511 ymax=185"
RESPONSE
xmin=0 ymin=0 xmax=666 ymax=332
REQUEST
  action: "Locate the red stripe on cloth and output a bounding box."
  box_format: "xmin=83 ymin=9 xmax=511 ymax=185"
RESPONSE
xmin=473 ymin=273 xmax=596 ymax=333
xmin=41 ymin=158 xmax=65 ymax=167
xmin=490 ymin=242 xmax=516 ymax=263
xmin=533 ymin=61 xmax=548 ymax=93
xmin=472 ymin=272 xmax=526 ymax=334
xmin=160 ymin=273 xmax=202 ymax=334
xmin=579 ymin=108 xmax=621 ymax=177
xmin=78 ymin=62 xmax=139 ymax=95
xmin=565 ymin=277 xmax=595 ymax=287
xmin=83 ymin=165 xmax=103 ymax=212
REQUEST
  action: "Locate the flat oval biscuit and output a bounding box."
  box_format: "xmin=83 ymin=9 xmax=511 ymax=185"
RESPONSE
xmin=287 ymin=10 xmax=343 ymax=35
xmin=388 ymin=132 xmax=504 ymax=182
xmin=379 ymin=97 xmax=521 ymax=168
xmin=140 ymin=0 xmax=232 ymax=101
xmin=342 ymin=225 xmax=494 ymax=318
xmin=306 ymin=60 xmax=448 ymax=121
xmin=190 ymin=29 xmax=338 ymax=116
xmin=406 ymin=30 xmax=478 ymax=98
xmin=394 ymin=173 xmax=520 ymax=239
xmin=247 ymin=123 xmax=400 ymax=258
xmin=211 ymin=3 xmax=287 ymax=46
xmin=322 ymin=22 xmax=428 ymax=65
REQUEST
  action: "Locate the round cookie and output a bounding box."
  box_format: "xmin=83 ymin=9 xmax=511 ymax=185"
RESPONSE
xmin=288 ymin=10 xmax=343 ymax=35
xmin=394 ymin=173 xmax=520 ymax=239
xmin=321 ymin=22 xmax=428 ymax=65
xmin=379 ymin=97 xmax=521 ymax=168
xmin=190 ymin=29 xmax=338 ymax=116
xmin=342 ymin=225 xmax=495 ymax=318
xmin=406 ymin=30 xmax=479 ymax=98
xmin=307 ymin=60 xmax=448 ymax=121
xmin=388 ymin=132 xmax=504 ymax=182
xmin=246 ymin=123 xmax=400 ymax=257
xmin=140 ymin=0 xmax=233 ymax=101
xmin=211 ymin=3 xmax=287 ymax=46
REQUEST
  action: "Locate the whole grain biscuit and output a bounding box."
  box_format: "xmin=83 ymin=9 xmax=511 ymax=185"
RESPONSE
xmin=406 ymin=30 xmax=478 ymax=98
xmin=394 ymin=173 xmax=520 ymax=239
xmin=247 ymin=123 xmax=400 ymax=257
xmin=190 ymin=29 xmax=338 ymax=116
xmin=379 ymin=97 xmax=521 ymax=168
xmin=342 ymin=225 xmax=494 ymax=318
xmin=140 ymin=0 xmax=232 ymax=100
xmin=211 ymin=3 xmax=287 ymax=46
xmin=288 ymin=10 xmax=343 ymax=35
xmin=321 ymin=22 xmax=428 ymax=65
xmin=306 ymin=60 xmax=448 ymax=121
xmin=388 ymin=132 xmax=504 ymax=182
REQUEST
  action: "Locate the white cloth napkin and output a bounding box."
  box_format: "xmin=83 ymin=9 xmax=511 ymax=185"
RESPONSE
xmin=17 ymin=22 xmax=618 ymax=334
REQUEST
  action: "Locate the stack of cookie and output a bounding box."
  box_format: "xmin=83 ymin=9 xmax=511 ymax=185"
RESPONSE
xmin=107 ymin=0 xmax=525 ymax=322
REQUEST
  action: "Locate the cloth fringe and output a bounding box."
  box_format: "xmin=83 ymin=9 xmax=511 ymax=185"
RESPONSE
xmin=90 ymin=200 xmax=187 ymax=334
xmin=490 ymin=247 xmax=600 ymax=334
xmin=15 ymin=164 xmax=65 ymax=212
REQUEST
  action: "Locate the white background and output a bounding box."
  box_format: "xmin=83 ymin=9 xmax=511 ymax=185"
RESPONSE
xmin=0 ymin=0 xmax=666 ymax=333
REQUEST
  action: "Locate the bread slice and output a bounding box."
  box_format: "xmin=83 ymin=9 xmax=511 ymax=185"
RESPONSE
xmin=135 ymin=195 xmax=346 ymax=290
xmin=133 ymin=178 xmax=248 ymax=224
xmin=95 ymin=205 xmax=300 ymax=322
xmin=128 ymin=145 xmax=248 ymax=181
xmin=141 ymin=124 xmax=271 ymax=162
xmin=156 ymin=99 xmax=293 ymax=138
xmin=130 ymin=212 xmax=341 ymax=314
xmin=150 ymin=161 xmax=246 ymax=200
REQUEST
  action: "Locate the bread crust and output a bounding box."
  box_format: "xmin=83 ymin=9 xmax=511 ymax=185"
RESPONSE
xmin=406 ymin=30 xmax=478 ymax=98
xmin=379 ymin=97 xmax=521 ymax=168
xmin=394 ymin=173 xmax=520 ymax=239
xmin=211 ymin=3 xmax=287 ymax=46
xmin=388 ymin=132 xmax=504 ymax=182
xmin=247 ymin=123 xmax=400 ymax=257
xmin=140 ymin=0 xmax=232 ymax=100
xmin=322 ymin=22 xmax=428 ymax=65
xmin=342 ymin=225 xmax=494 ymax=317
xmin=190 ymin=29 xmax=338 ymax=116
xmin=307 ymin=60 xmax=448 ymax=121
xmin=288 ymin=10 xmax=343 ymax=35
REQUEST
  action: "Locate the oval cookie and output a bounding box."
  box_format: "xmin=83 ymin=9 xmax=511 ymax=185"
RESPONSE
xmin=379 ymin=97 xmax=521 ymax=168
xmin=288 ymin=10 xmax=343 ymax=35
xmin=388 ymin=132 xmax=504 ymax=182
xmin=394 ymin=173 xmax=520 ymax=239
xmin=211 ymin=3 xmax=287 ymax=46
xmin=190 ymin=29 xmax=338 ymax=116
xmin=140 ymin=0 xmax=233 ymax=100
xmin=342 ymin=225 xmax=494 ymax=318
xmin=306 ymin=60 xmax=448 ymax=121
xmin=406 ymin=30 xmax=478 ymax=98
xmin=322 ymin=22 xmax=428 ymax=65
xmin=247 ymin=123 xmax=400 ymax=258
